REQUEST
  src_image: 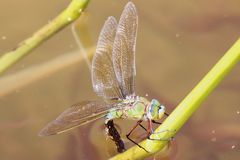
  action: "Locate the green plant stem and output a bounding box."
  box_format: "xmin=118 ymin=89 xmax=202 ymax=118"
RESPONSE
xmin=0 ymin=0 xmax=89 ymax=75
xmin=110 ymin=39 xmax=240 ymax=160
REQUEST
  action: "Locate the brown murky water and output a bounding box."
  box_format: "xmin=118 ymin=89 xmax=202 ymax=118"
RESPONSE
xmin=0 ymin=0 xmax=239 ymax=160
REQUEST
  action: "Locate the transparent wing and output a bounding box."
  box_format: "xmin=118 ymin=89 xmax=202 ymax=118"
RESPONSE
xmin=112 ymin=2 xmax=138 ymax=96
xmin=39 ymin=101 xmax=112 ymax=136
xmin=92 ymin=16 xmax=125 ymax=100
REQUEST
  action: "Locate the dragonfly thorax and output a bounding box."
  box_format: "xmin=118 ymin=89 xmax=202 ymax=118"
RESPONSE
xmin=105 ymin=97 xmax=165 ymax=122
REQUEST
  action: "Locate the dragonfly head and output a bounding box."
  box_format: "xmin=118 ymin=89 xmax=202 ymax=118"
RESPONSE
xmin=147 ymin=99 xmax=166 ymax=120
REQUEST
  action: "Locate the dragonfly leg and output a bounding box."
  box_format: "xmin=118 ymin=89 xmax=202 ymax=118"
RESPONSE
xmin=151 ymin=120 xmax=162 ymax=125
xmin=148 ymin=136 xmax=174 ymax=141
xmin=152 ymin=129 xmax=176 ymax=134
xmin=126 ymin=120 xmax=149 ymax=153
xmin=138 ymin=120 xmax=164 ymax=132
xmin=147 ymin=118 xmax=154 ymax=134
xmin=139 ymin=122 xmax=167 ymax=139
xmin=147 ymin=129 xmax=176 ymax=141
xmin=139 ymin=123 xmax=147 ymax=131
xmin=164 ymin=112 xmax=169 ymax=117
xmin=146 ymin=119 xmax=174 ymax=141
xmin=105 ymin=120 xmax=126 ymax=153
xmin=126 ymin=120 xmax=143 ymax=137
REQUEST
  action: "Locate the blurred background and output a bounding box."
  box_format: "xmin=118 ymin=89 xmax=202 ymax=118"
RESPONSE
xmin=0 ymin=0 xmax=239 ymax=159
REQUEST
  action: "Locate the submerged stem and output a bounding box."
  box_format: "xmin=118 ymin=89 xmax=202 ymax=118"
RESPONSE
xmin=110 ymin=39 xmax=240 ymax=160
xmin=0 ymin=0 xmax=89 ymax=75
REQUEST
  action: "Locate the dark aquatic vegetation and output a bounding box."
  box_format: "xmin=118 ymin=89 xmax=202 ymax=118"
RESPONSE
xmin=39 ymin=2 xmax=169 ymax=153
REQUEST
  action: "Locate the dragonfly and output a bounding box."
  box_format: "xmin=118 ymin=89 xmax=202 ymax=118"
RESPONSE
xmin=39 ymin=2 xmax=170 ymax=153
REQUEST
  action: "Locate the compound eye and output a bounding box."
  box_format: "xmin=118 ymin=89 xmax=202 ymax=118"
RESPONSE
xmin=159 ymin=104 xmax=165 ymax=111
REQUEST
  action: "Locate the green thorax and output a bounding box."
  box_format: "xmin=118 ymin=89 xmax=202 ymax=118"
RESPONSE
xmin=106 ymin=96 xmax=150 ymax=121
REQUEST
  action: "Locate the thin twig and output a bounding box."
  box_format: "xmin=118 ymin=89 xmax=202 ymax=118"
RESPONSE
xmin=0 ymin=0 xmax=89 ymax=75
xmin=0 ymin=48 xmax=94 ymax=97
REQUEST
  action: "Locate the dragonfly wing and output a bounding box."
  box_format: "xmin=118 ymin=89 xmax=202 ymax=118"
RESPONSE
xmin=39 ymin=101 xmax=112 ymax=136
xmin=112 ymin=2 xmax=138 ymax=96
xmin=92 ymin=16 xmax=125 ymax=100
